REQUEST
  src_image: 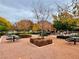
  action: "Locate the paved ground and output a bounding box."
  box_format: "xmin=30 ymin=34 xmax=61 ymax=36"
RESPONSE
xmin=0 ymin=35 xmax=79 ymax=59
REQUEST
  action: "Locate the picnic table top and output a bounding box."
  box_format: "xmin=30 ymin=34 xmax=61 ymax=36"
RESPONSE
xmin=71 ymin=37 xmax=79 ymax=39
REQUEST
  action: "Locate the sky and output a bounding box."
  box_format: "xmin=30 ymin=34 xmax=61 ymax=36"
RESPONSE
xmin=0 ymin=0 xmax=72 ymax=23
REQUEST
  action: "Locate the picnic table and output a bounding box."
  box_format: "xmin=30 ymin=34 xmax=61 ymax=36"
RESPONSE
xmin=66 ymin=37 xmax=79 ymax=45
xmin=6 ymin=35 xmax=20 ymax=42
xmin=71 ymin=37 xmax=79 ymax=45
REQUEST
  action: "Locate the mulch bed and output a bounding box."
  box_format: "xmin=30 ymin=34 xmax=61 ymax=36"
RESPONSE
xmin=30 ymin=37 xmax=52 ymax=47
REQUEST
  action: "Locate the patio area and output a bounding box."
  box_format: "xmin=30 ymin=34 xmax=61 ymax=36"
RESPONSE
xmin=0 ymin=35 xmax=79 ymax=59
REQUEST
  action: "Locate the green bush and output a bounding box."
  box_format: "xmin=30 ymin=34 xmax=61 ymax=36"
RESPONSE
xmin=0 ymin=25 xmax=7 ymax=31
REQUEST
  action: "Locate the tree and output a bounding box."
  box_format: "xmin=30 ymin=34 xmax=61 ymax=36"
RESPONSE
xmin=52 ymin=1 xmax=77 ymax=31
xmin=32 ymin=23 xmax=40 ymax=31
xmin=32 ymin=1 xmax=51 ymax=36
xmin=72 ymin=0 xmax=79 ymax=17
xmin=0 ymin=17 xmax=13 ymax=30
xmin=53 ymin=20 xmax=62 ymax=31
xmin=53 ymin=12 xmax=76 ymax=31
xmin=32 ymin=1 xmax=50 ymax=21
xmin=15 ymin=20 xmax=33 ymax=31
xmin=38 ymin=20 xmax=53 ymax=31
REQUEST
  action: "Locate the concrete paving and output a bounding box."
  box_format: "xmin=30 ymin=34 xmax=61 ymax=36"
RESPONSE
xmin=0 ymin=35 xmax=79 ymax=59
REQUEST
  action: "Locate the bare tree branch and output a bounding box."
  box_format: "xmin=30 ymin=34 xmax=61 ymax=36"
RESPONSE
xmin=32 ymin=1 xmax=51 ymax=21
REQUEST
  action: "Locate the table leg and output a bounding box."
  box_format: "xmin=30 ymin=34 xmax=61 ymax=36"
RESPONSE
xmin=13 ymin=36 xmax=15 ymax=42
xmin=13 ymin=39 xmax=15 ymax=42
xmin=74 ymin=39 xmax=76 ymax=45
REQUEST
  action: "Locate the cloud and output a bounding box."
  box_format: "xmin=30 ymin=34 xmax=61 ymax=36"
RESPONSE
xmin=0 ymin=4 xmax=34 ymax=23
xmin=0 ymin=0 xmax=72 ymax=23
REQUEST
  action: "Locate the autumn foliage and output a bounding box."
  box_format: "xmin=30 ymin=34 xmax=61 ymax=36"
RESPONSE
xmin=0 ymin=17 xmax=13 ymax=30
xmin=15 ymin=20 xmax=33 ymax=31
xmin=38 ymin=20 xmax=53 ymax=31
xmin=32 ymin=23 xmax=40 ymax=31
xmin=53 ymin=11 xmax=77 ymax=31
